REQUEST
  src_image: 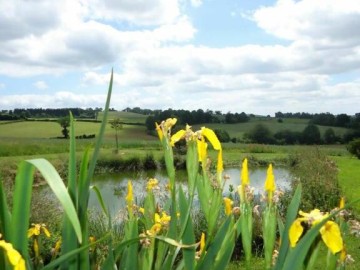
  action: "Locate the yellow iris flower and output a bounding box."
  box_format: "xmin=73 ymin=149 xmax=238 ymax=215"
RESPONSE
xmin=241 ymin=158 xmax=249 ymax=186
xmin=28 ymin=223 xmax=51 ymax=238
xmin=155 ymin=122 xmax=163 ymax=141
xmin=264 ymin=164 xmax=275 ymax=202
xmin=201 ymin=127 xmax=221 ymax=150
xmin=289 ymin=209 xmax=343 ymax=254
xmin=146 ymin=178 xmax=159 ymax=191
xmin=223 ymin=197 xmax=233 ymax=216
xmin=126 ymin=181 xmax=133 ymax=213
xmin=170 ymin=129 xmax=186 ymax=146
xmin=197 ymin=137 xmax=208 ymax=164
xmin=199 ymin=232 xmax=206 ymax=255
xmin=170 ymin=125 xmax=223 ymax=173
xmin=0 ymin=240 xmax=25 ymax=270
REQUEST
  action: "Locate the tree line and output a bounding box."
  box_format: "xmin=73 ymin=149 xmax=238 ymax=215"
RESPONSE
xmin=0 ymin=107 xmax=104 ymax=120
xmin=144 ymin=109 xmax=250 ymax=131
xmin=275 ymin=111 xmax=360 ymax=129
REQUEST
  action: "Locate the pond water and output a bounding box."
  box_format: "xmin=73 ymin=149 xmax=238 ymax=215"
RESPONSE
xmin=88 ymin=167 xmax=292 ymax=217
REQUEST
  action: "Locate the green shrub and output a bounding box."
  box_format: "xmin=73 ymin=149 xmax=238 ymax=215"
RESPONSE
xmin=347 ymin=138 xmax=360 ymax=159
xmin=286 ymin=148 xmax=340 ymax=211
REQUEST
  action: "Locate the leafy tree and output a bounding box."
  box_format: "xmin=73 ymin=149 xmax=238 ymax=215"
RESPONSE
xmin=302 ymin=124 xmax=321 ymax=144
xmin=246 ymin=124 xmax=274 ymax=144
xmin=145 ymin=115 xmax=156 ymax=131
xmin=347 ymin=139 xmax=360 ymax=159
xmin=335 ymin=113 xmax=351 ymax=127
xmin=57 ymin=116 xmax=70 ymax=138
xmin=109 ymin=118 xmax=123 ymax=151
xmin=323 ymin=128 xmax=337 ymax=144
xmin=274 ymin=130 xmax=301 ymax=145
xmin=214 ymin=129 xmax=231 ymax=143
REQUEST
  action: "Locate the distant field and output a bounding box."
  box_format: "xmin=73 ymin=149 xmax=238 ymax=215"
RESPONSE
xmin=0 ymin=120 xmax=154 ymax=140
xmin=193 ymin=117 xmax=350 ymax=139
xmin=97 ymin=111 xmax=148 ymax=123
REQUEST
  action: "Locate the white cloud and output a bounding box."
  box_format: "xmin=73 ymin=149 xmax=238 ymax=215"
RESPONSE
xmin=253 ymin=0 xmax=360 ymax=45
xmin=34 ymin=81 xmax=48 ymax=90
xmin=190 ymin=0 xmax=202 ymax=8
xmin=0 ymin=0 xmax=359 ymax=114
xmin=82 ymin=0 xmax=181 ymax=25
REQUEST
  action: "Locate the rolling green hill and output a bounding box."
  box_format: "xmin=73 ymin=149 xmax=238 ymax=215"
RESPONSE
xmin=96 ymin=111 xmax=148 ymax=124
xmin=193 ymin=117 xmax=350 ymax=139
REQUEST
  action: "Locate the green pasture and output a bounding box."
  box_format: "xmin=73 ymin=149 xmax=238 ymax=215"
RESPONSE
xmin=0 ymin=121 xmax=157 ymax=157
xmin=97 ymin=110 xmax=148 ymax=123
xmin=193 ymin=117 xmax=350 ymax=139
xmin=333 ymin=156 xmax=360 ymax=214
xmin=0 ymin=120 xmax=155 ymax=140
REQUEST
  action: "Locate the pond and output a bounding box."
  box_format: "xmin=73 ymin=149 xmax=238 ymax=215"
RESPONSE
xmin=88 ymin=167 xmax=292 ymax=217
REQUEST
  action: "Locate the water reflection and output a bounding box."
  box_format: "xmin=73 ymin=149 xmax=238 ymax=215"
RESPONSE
xmin=88 ymin=167 xmax=291 ymax=217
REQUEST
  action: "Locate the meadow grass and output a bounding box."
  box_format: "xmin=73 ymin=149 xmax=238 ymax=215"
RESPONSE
xmin=192 ymin=118 xmax=350 ymax=139
xmin=97 ymin=110 xmax=148 ymax=123
xmin=333 ymin=156 xmax=360 ymax=215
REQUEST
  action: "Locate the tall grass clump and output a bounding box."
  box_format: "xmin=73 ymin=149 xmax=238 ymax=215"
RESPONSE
xmin=287 ymin=148 xmax=341 ymax=211
xmin=0 ymin=71 xmax=358 ymax=270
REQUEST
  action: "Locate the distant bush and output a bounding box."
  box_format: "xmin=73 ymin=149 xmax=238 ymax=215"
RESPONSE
xmin=302 ymin=124 xmax=321 ymax=144
xmin=75 ymin=134 xmax=96 ymax=139
xmin=347 ymin=138 xmax=360 ymax=159
xmin=214 ymin=129 xmax=231 ymax=143
xmin=282 ymin=149 xmax=340 ymax=212
xmin=245 ymin=124 xmax=274 ymax=144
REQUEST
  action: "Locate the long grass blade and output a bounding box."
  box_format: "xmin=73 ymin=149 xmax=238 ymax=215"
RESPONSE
xmin=10 ymin=161 xmax=35 ymax=267
xmin=179 ymin=186 xmax=196 ymax=270
xmin=78 ymin=70 xmax=113 ymax=269
xmin=86 ymin=69 xmax=113 ymax=181
xmin=90 ymin=185 xmax=109 ymax=216
xmin=42 ymin=234 xmax=110 ymax=270
xmin=197 ymin=217 xmax=232 ymax=270
xmin=274 ymin=184 xmax=302 ymax=269
xmin=26 ymin=159 xmax=82 ymax=242
xmin=0 ymin=177 xmax=11 ymax=240
xmin=60 ymin=112 xmax=78 ymax=270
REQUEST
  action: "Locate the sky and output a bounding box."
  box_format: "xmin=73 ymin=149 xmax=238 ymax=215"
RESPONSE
xmin=0 ymin=0 xmax=359 ymax=115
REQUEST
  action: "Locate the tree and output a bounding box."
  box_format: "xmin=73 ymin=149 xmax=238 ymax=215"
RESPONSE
xmin=246 ymin=124 xmax=274 ymax=144
xmin=145 ymin=116 xmax=156 ymax=132
xmin=323 ymin=128 xmax=337 ymax=144
xmin=302 ymin=124 xmax=321 ymax=144
xmin=214 ymin=129 xmax=231 ymax=143
xmin=57 ymin=116 xmax=70 ymax=138
xmin=347 ymin=138 xmax=360 ymax=159
xmin=110 ymin=118 xmax=123 ymax=152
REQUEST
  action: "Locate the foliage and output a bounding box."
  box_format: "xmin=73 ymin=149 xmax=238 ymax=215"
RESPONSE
xmin=302 ymin=124 xmax=321 ymax=144
xmin=109 ymin=118 xmax=123 ymax=151
xmin=347 ymin=138 xmax=360 ymax=159
xmin=274 ymin=130 xmax=301 ymax=145
xmin=57 ymin=116 xmax=70 ymax=139
xmin=287 ymin=149 xmax=341 ymax=211
xmin=246 ymin=124 xmax=274 ymax=144
xmin=324 ymin=128 xmax=338 ymax=144
xmin=214 ymin=129 xmax=231 ymax=142
xmin=0 ymin=72 xmax=358 ymax=270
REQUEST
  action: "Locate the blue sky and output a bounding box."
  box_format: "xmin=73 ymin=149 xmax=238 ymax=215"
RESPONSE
xmin=0 ymin=0 xmax=359 ymax=115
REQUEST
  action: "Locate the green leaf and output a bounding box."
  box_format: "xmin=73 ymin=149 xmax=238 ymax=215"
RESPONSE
xmin=86 ymin=69 xmax=113 ymax=183
xmin=60 ymin=112 xmax=78 ymax=270
xmin=90 ymin=185 xmax=109 ymax=217
xmin=26 ymin=159 xmax=82 ymax=242
xmin=42 ymin=234 xmax=110 ymax=270
xmin=10 ymin=161 xmax=34 ymax=267
xmin=197 ymin=217 xmax=232 ymax=270
xmin=0 ymin=177 xmax=11 ymax=240
xmin=179 ymin=186 xmax=196 ymax=270
xmin=274 ymin=184 xmax=302 ymax=270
